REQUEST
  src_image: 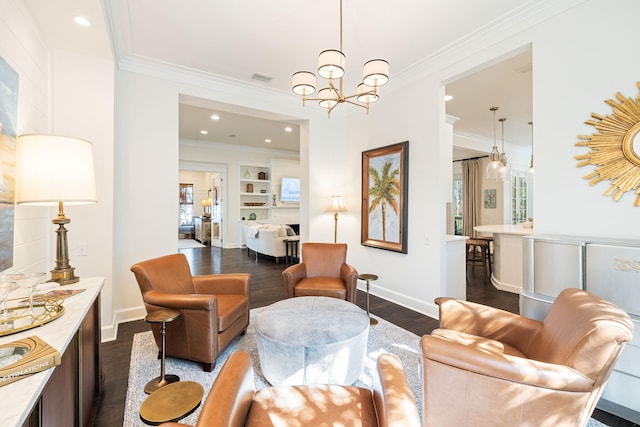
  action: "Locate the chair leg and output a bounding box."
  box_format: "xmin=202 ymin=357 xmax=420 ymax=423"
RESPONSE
xmin=202 ymin=361 xmax=215 ymax=372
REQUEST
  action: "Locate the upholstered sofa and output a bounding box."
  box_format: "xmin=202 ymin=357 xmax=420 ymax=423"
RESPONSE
xmin=243 ymin=222 xmax=296 ymax=263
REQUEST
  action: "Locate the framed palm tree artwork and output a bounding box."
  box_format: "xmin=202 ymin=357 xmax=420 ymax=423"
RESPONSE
xmin=361 ymin=141 xmax=409 ymax=253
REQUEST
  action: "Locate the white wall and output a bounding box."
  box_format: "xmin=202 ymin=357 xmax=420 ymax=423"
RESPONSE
xmin=1 ymin=0 xmax=51 ymax=277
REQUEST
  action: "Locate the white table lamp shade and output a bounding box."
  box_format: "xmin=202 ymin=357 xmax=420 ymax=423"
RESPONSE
xmin=16 ymin=134 xmax=97 ymax=205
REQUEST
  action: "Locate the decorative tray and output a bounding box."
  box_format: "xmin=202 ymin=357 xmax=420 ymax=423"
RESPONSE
xmin=243 ymin=202 xmax=266 ymax=206
xmin=0 ymin=299 xmax=65 ymax=338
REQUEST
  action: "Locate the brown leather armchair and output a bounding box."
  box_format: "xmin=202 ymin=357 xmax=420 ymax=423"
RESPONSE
xmin=131 ymin=253 xmax=250 ymax=372
xmin=420 ymin=288 xmax=634 ymax=427
xmin=282 ymin=242 xmax=358 ymax=303
xmin=159 ymin=350 xmax=421 ymax=427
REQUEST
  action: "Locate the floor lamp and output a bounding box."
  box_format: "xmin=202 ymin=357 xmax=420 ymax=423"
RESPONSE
xmin=326 ymin=196 xmax=346 ymax=243
xmin=16 ymin=135 xmax=97 ymax=285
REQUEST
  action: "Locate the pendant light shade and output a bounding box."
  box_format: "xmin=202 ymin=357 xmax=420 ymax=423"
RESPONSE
xmin=527 ymin=121 xmax=535 ymax=179
xmin=498 ymin=117 xmax=510 ymax=181
xmin=485 ymin=107 xmax=503 ymax=180
xmin=362 ymin=59 xmax=390 ymax=87
xmin=292 ymin=71 xmax=317 ymax=96
xmin=318 ymin=49 xmax=345 ymax=79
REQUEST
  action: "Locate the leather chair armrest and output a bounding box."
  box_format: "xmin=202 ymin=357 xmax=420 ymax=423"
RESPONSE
xmin=196 ymin=350 xmax=255 ymax=427
xmin=282 ymin=263 xmax=307 ymax=297
xmin=373 ymin=353 xmax=421 ymax=427
xmin=436 ymin=297 xmax=542 ymax=353
xmin=340 ymin=263 xmax=359 ymax=303
xmin=144 ymin=290 xmax=217 ymax=311
xmin=420 ymin=335 xmax=593 ymax=392
xmin=193 ymin=273 xmax=250 ymax=296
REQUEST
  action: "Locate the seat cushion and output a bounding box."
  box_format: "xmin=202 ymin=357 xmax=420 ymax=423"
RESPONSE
xmin=216 ymin=294 xmax=249 ymax=331
xmin=294 ymin=277 xmax=346 ymax=299
xmin=246 ymin=385 xmax=377 ymax=427
xmin=431 ymin=328 xmax=526 ymax=358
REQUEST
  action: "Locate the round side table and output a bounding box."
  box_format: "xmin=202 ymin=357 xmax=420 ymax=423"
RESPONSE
xmin=358 ymin=274 xmax=379 ymax=326
xmin=144 ymin=308 xmax=181 ymax=394
xmin=139 ymin=381 xmax=204 ymax=425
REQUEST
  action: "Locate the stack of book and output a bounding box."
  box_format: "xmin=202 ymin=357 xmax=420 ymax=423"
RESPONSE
xmin=0 ymin=335 xmax=61 ymax=387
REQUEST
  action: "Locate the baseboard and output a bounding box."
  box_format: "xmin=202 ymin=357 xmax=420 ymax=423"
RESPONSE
xmin=360 ymin=283 xmax=439 ymax=321
xmin=101 ymin=305 xmax=147 ymax=342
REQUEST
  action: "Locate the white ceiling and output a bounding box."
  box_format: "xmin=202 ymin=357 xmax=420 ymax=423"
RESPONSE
xmin=23 ymin=0 xmax=534 ymax=156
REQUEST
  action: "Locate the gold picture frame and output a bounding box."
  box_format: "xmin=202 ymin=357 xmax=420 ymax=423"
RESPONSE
xmin=361 ymin=141 xmax=409 ymax=253
xmin=575 ymin=81 xmax=640 ymax=206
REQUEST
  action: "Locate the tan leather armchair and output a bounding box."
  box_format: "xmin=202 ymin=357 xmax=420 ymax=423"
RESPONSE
xmin=420 ymin=288 xmax=634 ymax=427
xmin=282 ymin=242 xmax=358 ymax=303
xmin=160 ymin=350 xmax=421 ymax=427
xmin=131 ymin=253 xmax=250 ymax=372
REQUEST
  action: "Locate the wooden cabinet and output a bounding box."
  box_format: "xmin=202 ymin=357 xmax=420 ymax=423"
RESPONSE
xmin=194 ymin=217 xmax=211 ymax=244
xmin=239 ymin=163 xmax=270 ymax=221
xmin=0 ymin=278 xmax=103 ymax=427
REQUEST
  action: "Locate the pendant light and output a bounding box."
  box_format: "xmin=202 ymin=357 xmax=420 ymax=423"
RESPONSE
xmin=526 ymin=121 xmax=534 ymax=179
xmin=498 ymin=117 xmax=510 ymax=181
xmin=485 ymin=107 xmax=502 ymax=180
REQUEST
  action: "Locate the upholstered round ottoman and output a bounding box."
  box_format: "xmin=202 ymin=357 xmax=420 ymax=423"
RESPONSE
xmin=255 ymin=296 xmax=370 ymax=386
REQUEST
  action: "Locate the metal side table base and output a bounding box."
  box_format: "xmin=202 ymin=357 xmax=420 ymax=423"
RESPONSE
xmin=358 ymin=274 xmax=379 ymax=326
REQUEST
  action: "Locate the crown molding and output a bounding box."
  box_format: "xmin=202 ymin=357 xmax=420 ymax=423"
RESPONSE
xmin=180 ymin=138 xmax=300 ymax=158
xmin=392 ymin=0 xmax=587 ymax=90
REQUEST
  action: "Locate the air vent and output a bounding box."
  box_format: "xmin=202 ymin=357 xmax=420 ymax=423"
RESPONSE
xmin=252 ymin=73 xmax=273 ymax=83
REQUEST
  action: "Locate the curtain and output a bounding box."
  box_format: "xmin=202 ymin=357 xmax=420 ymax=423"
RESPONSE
xmin=461 ymin=159 xmax=481 ymax=238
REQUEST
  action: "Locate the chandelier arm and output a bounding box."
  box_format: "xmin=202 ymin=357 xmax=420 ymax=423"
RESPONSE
xmin=343 ymin=99 xmax=369 ymax=109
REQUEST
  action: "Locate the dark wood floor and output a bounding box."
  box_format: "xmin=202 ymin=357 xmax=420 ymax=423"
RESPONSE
xmin=94 ymin=246 xmax=635 ymax=427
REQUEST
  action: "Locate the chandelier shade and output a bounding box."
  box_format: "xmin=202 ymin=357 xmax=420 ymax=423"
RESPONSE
xmin=356 ymin=83 xmax=379 ymax=103
xmin=318 ymin=88 xmax=338 ymax=108
xmin=291 ymin=0 xmax=389 ymax=117
xmin=363 ymin=59 xmax=390 ymax=87
xmin=292 ymin=71 xmax=317 ymax=96
xmin=318 ymin=50 xmax=345 ymax=79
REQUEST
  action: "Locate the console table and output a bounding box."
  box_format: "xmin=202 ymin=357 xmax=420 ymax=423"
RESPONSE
xmin=0 ymin=277 xmax=103 ymax=427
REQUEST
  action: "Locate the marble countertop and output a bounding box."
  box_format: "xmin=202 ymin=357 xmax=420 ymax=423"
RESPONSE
xmin=474 ymin=224 xmax=534 ymax=236
xmin=0 ymin=277 xmax=103 ymax=427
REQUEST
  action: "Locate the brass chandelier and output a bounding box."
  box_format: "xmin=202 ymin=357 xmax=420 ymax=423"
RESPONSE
xmin=291 ymin=0 xmax=390 ymax=118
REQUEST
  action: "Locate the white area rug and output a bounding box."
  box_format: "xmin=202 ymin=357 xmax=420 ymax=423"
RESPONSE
xmin=178 ymin=239 xmax=205 ymax=249
xmin=124 ymin=307 xmax=422 ymax=426
xmin=124 ymin=307 xmax=609 ymax=426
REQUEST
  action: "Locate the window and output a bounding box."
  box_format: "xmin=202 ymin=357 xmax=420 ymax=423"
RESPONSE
xmin=179 ymin=183 xmax=194 ymax=225
xmin=453 ymin=178 xmax=463 ymax=235
xmin=510 ymin=171 xmax=528 ymax=223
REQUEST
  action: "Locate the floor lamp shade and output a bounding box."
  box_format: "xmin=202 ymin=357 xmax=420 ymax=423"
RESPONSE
xmin=326 ymin=196 xmax=346 ymax=243
xmin=16 ymin=134 xmax=97 ymax=285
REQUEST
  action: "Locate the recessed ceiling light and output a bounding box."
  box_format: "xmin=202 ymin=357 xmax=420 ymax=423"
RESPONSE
xmin=284 ymin=127 xmax=292 ymax=132
xmin=265 ymin=139 xmax=272 ymax=143
xmin=73 ymin=15 xmax=91 ymax=27
xmin=210 ymin=114 xmax=220 ymax=121
xmin=444 ymin=95 xmax=453 ymax=101
xmin=200 ymin=130 xmax=208 ymax=135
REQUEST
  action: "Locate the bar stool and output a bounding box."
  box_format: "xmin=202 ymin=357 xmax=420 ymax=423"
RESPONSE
xmin=475 ymin=236 xmax=493 ymax=276
xmin=466 ymin=238 xmax=491 ymax=280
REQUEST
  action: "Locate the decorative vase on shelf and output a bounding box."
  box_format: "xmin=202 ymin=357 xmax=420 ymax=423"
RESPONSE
xmin=272 ymin=194 xmax=277 ymax=207
xmin=243 ymin=169 xmax=250 ymax=179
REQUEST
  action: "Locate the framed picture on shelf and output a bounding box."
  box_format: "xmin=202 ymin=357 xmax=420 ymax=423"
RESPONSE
xmin=361 ymin=141 xmax=409 ymax=253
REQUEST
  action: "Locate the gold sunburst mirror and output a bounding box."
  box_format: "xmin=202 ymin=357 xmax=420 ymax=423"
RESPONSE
xmin=576 ymin=81 xmax=640 ymax=206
